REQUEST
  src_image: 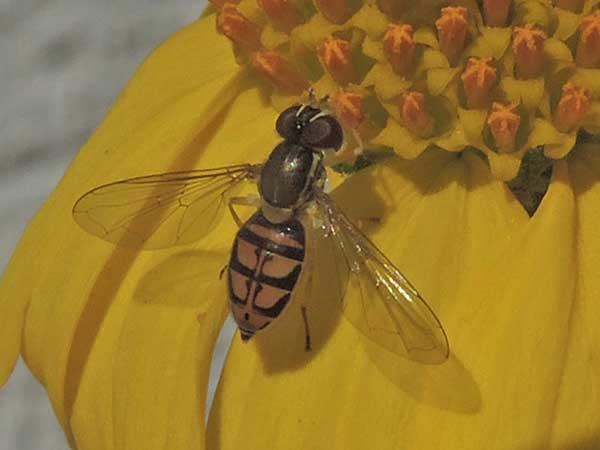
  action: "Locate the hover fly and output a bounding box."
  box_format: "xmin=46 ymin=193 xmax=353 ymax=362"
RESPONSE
xmin=73 ymin=97 xmax=450 ymax=364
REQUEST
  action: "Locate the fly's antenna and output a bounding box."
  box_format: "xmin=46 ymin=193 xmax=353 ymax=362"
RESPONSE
xmin=305 ymin=87 xmax=333 ymax=116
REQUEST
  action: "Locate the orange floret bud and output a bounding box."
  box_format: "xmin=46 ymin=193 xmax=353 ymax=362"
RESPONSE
xmin=383 ymin=24 xmax=415 ymax=76
xmin=318 ymin=37 xmax=357 ymax=85
xmin=251 ymin=50 xmax=309 ymax=94
xmin=377 ymin=0 xmax=403 ymax=20
xmin=576 ymin=10 xmax=600 ymax=68
xmin=487 ymin=102 xmax=521 ymax=151
xmin=461 ymin=57 xmax=497 ymax=109
xmin=512 ymin=24 xmax=546 ymax=79
xmin=553 ymin=83 xmax=591 ymax=133
xmin=435 ymin=6 xmax=469 ymax=66
xmin=314 ymin=0 xmax=354 ymax=24
xmin=332 ymin=90 xmax=365 ymax=130
xmin=258 ymin=0 xmax=300 ymax=32
xmin=217 ymin=3 xmax=262 ymax=51
xmin=483 ymin=0 xmax=511 ymax=27
xmin=555 ymin=0 xmax=583 ymax=13
xmin=399 ymin=91 xmax=434 ymax=137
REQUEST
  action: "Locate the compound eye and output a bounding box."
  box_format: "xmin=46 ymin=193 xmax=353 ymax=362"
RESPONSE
xmin=301 ymin=116 xmax=343 ymax=150
xmin=276 ymin=105 xmax=303 ymax=140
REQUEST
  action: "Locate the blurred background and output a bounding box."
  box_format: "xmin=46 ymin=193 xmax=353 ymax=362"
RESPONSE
xmin=0 ymin=1 xmax=220 ymax=448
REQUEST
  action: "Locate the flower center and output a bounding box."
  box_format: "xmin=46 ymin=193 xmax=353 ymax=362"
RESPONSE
xmin=214 ymin=0 xmax=600 ymax=215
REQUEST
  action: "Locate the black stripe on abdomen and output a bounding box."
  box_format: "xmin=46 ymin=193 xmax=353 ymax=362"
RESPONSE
xmin=237 ymin=227 xmax=304 ymax=262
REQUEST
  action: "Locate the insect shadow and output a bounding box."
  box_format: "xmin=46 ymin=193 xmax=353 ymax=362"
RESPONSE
xmin=132 ymin=249 xmax=228 ymax=310
xmin=250 ymin=244 xmax=345 ymax=373
xmin=363 ymin=337 xmax=481 ymax=414
xmin=523 ymin=433 xmax=600 ymax=450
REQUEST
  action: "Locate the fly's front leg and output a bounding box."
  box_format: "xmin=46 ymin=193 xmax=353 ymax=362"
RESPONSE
xmin=228 ymin=194 xmax=261 ymax=228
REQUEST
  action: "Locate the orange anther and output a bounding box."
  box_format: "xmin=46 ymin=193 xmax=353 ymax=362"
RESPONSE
xmin=435 ymin=6 xmax=469 ymax=66
xmin=553 ymin=83 xmax=591 ymax=133
xmin=399 ymin=91 xmax=434 ymax=137
xmin=258 ymin=0 xmax=300 ymax=32
xmin=251 ymin=50 xmax=309 ymax=93
xmin=487 ymin=102 xmax=521 ymax=151
xmin=576 ymin=10 xmax=600 ymax=68
xmin=318 ymin=37 xmax=357 ymax=84
xmin=314 ymin=0 xmax=354 ymax=24
xmin=217 ymin=3 xmax=262 ymax=51
xmin=461 ymin=57 xmax=497 ymax=109
xmin=383 ymin=24 xmax=415 ymax=76
xmin=483 ymin=0 xmax=511 ymax=27
xmin=512 ymin=24 xmax=546 ymax=79
xmin=332 ymin=90 xmax=365 ymax=129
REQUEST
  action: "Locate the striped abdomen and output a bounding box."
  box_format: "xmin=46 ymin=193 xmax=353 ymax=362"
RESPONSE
xmin=227 ymin=212 xmax=305 ymax=340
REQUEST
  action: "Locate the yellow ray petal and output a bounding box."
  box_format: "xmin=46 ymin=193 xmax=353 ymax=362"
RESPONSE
xmin=0 ymin=11 xmax=280 ymax=449
xmin=548 ymin=145 xmax=600 ymax=449
xmin=208 ymin=150 xmax=580 ymax=450
xmin=71 ymin=250 xmax=229 ymax=450
xmin=68 ymin=86 xmax=278 ymax=450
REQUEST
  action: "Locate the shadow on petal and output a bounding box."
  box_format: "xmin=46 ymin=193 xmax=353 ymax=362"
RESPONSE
xmin=252 ymin=232 xmax=346 ymax=373
xmin=134 ymin=249 xmax=229 ymax=310
xmin=63 ymin=76 xmax=247 ymax=445
xmin=524 ymin=433 xmax=600 ymax=450
xmin=363 ymin=337 xmax=482 ymax=414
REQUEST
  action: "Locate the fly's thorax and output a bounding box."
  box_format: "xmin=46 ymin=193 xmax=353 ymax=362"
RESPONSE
xmin=259 ymin=142 xmax=323 ymax=211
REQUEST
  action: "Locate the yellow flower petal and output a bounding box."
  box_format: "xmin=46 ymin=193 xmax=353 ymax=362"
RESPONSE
xmin=347 ymin=3 xmax=389 ymax=38
xmin=581 ymin=100 xmax=600 ymax=133
xmin=500 ymin=76 xmax=546 ymax=110
xmin=361 ymin=63 xmax=411 ymax=101
xmin=66 ymin=83 xmax=277 ymax=449
xmin=372 ymin=118 xmax=431 ymax=159
xmin=514 ymin=0 xmax=552 ymax=30
xmin=467 ymin=26 xmax=512 ymax=60
xmin=361 ymin=36 xmax=385 ymax=62
xmin=413 ymin=27 xmax=440 ymax=49
xmin=487 ymin=150 xmax=526 ymax=180
xmin=427 ymin=67 xmax=460 ymax=96
xmin=553 ymin=8 xmax=581 ymax=40
xmin=570 ymin=68 xmax=600 ymax=98
xmin=543 ymin=37 xmax=575 ymax=64
xmin=547 ymin=144 xmax=600 ymax=449
xmin=0 ymin=11 xmax=280 ymax=448
xmin=210 ymin=150 xmax=583 ymax=450
xmin=527 ymin=118 xmax=577 ymax=159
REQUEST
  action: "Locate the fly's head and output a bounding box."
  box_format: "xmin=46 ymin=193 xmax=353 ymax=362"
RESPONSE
xmin=275 ymin=102 xmax=344 ymax=153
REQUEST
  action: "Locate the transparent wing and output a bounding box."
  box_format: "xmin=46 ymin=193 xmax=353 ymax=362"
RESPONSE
xmin=312 ymin=191 xmax=449 ymax=364
xmin=73 ymin=164 xmax=261 ymax=248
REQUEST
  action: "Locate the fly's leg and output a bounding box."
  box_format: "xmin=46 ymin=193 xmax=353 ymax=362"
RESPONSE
xmin=349 ymin=128 xmax=365 ymax=159
xmin=301 ymin=306 xmax=312 ymax=351
xmin=355 ymin=216 xmax=382 ymax=231
xmin=228 ymin=194 xmax=260 ymax=228
xmin=219 ymin=264 xmax=228 ymax=280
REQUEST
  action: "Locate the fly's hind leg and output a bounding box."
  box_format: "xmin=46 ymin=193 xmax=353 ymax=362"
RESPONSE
xmin=301 ymin=306 xmax=312 ymax=351
xmin=228 ymin=194 xmax=261 ymax=228
xmin=219 ymin=264 xmax=228 ymax=280
xmin=355 ymin=216 xmax=382 ymax=230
